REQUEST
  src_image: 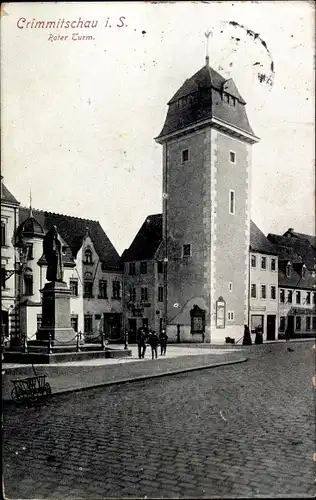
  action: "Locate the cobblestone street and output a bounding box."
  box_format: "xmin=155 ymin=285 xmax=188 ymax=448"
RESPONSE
xmin=3 ymin=342 xmax=315 ymax=498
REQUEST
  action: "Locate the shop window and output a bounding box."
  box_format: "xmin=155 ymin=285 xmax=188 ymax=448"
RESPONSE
xmin=279 ymin=316 xmax=285 ymax=331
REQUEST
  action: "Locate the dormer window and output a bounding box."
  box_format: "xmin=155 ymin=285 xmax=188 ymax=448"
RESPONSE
xmin=84 ymin=249 xmax=93 ymax=264
xmin=286 ymin=262 xmax=291 ymax=278
xmin=302 ymin=265 xmax=307 ymax=278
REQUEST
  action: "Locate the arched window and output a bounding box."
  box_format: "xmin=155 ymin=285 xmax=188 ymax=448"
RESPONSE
xmin=84 ymin=249 xmax=93 ymax=264
xmin=24 ymin=268 xmax=33 ymax=295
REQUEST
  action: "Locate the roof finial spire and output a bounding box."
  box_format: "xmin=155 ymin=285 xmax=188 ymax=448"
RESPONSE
xmin=29 ymin=189 xmax=33 ymax=218
xmin=204 ymin=30 xmax=212 ymax=67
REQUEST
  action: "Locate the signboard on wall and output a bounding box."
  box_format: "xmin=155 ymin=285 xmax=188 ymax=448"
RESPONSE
xmin=216 ymin=297 xmax=226 ymax=329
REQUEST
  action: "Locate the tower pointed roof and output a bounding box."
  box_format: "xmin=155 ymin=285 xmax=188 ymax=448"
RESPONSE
xmin=156 ymin=62 xmax=258 ymax=143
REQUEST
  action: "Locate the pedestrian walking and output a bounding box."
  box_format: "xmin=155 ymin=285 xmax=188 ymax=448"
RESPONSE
xmin=159 ymin=329 xmax=168 ymax=355
xmin=137 ymin=328 xmax=147 ymax=359
xmin=285 ymin=324 xmax=294 ymax=352
xmin=148 ymin=330 xmax=159 ymax=359
xmin=242 ymin=324 xmax=252 ymax=346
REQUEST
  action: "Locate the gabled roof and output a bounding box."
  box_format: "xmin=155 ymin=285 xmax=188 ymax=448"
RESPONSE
xmin=1 ymin=182 xmax=20 ymax=206
xmin=121 ymin=214 xmax=162 ymax=262
xmin=250 ymin=221 xmax=277 ymax=255
xmin=268 ymin=230 xmax=316 ymax=271
xmin=18 ymin=207 xmax=121 ymax=271
xmin=157 ymin=63 xmax=255 ymax=140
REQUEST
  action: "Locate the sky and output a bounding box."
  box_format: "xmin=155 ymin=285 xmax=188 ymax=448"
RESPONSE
xmin=1 ymin=1 xmax=315 ymax=255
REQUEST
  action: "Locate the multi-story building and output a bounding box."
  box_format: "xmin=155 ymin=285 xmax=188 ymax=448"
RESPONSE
xmin=267 ymin=228 xmax=316 ymax=338
xmin=121 ymin=214 xmax=164 ymax=342
xmin=249 ymin=221 xmax=278 ymax=341
xmin=155 ymin=56 xmax=259 ymax=343
xmin=15 ymin=206 xmax=123 ymax=343
xmin=1 ymin=178 xmax=20 ymax=345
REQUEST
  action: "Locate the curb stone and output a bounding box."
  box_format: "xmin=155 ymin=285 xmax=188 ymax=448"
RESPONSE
xmin=48 ymin=356 xmax=248 ymax=398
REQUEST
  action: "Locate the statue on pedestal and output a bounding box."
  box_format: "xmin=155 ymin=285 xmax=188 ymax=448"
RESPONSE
xmin=43 ymin=225 xmax=64 ymax=282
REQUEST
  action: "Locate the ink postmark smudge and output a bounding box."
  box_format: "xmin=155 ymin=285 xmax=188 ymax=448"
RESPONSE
xmin=228 ymin=20 xmax=275 ymax=88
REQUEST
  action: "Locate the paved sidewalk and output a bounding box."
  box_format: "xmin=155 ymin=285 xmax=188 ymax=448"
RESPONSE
xmin=2 ymin=345 xmax=246 ymax=401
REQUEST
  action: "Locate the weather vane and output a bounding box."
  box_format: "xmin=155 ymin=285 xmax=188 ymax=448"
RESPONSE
xmin=204 ymin=30 xmax=212 ymax=65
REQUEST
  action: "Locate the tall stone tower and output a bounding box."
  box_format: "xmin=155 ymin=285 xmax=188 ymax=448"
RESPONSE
xmin=155 ymin=58 xmax=259 ymax=343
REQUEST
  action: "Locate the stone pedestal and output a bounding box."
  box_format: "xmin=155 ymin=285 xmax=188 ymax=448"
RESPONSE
xmin=37 ymin=281 xmax=76 ymax=345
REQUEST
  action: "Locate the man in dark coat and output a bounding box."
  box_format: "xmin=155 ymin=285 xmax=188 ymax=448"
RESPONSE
xmin=137 ymin=328 xmax=147 ymax=359
xmin=148 ymin=330 xmax=159 ymax=359
xmin=159 ymin=329 xmax=168 ymax=355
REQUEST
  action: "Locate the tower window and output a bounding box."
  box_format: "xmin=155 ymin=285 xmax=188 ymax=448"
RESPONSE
xmin=183 ymin=244 xmax=191 ymax=257
xmin=229 ymin=151 xmax=236 ymax=164
xmin=229 ymin=190 xmax=235 ymax=215
xmin=24 ymin=271 xmax=33 ymax=296
xmin=227 ymin=311 xmax=234 ymax=321
xmin=182 ymin=149 xmax=189 ymax=163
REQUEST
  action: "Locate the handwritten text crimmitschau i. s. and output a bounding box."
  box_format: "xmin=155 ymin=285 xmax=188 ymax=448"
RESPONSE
xmin=16 ymin=17 xmax=127 ymax=29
